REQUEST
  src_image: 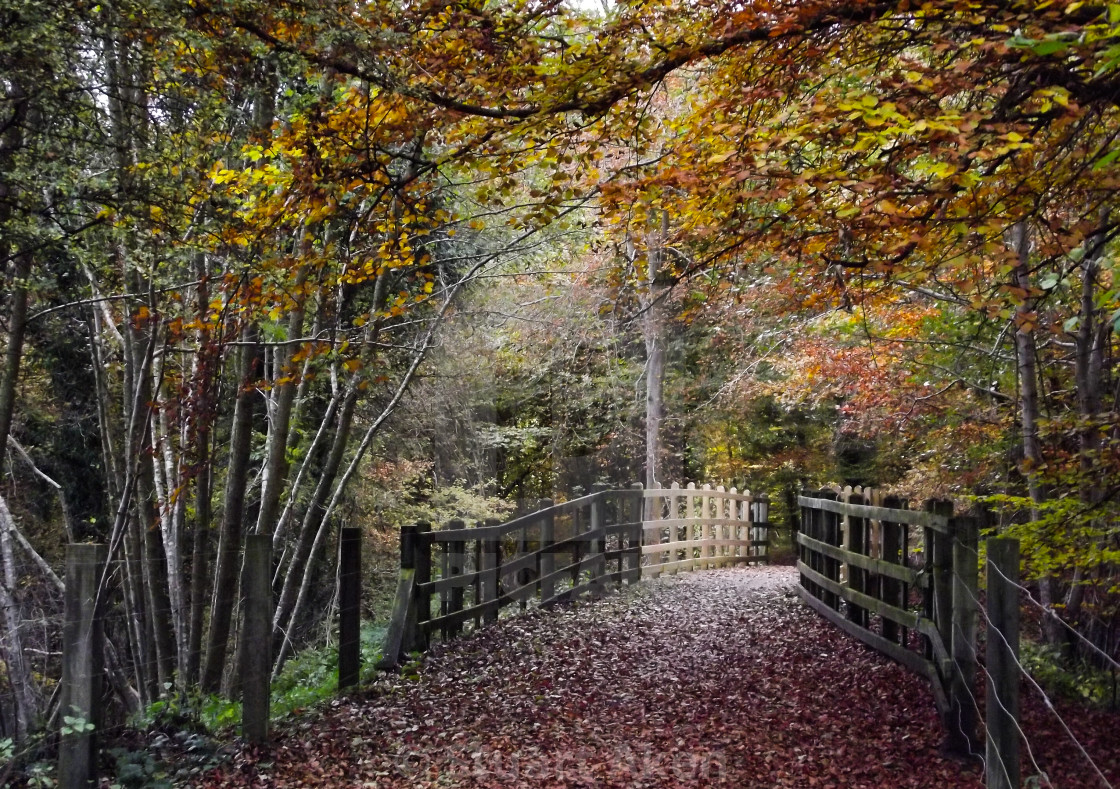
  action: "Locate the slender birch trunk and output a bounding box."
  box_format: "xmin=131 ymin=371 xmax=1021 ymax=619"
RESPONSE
xmin=643 ymin=212 xmax=668 ymax=490
xmin=0 ymin=493 xmax=37 ymax=740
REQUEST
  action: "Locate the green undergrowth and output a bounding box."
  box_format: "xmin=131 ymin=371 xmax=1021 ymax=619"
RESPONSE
xmin=85 ymin=624 xmax=392 ymax=788
xmin=128 ymin=622 xmax=389 ymax=736
xmin=1021 ymin=641 xmax=1119 ymax=710
xmin=269 ymin=623 xmax=388 ymax=721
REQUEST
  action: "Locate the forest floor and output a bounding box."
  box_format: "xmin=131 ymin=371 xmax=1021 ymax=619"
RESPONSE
xmin=194 ymin=567 xmax=1120 ymax=788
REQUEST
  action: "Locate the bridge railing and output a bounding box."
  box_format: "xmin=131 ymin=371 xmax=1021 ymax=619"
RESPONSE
xmin=641 ymin=482 xmax=769 ymax=576
xmin=797 ymin=486 xmax=980 ymax=757
xmin=379 ymin=485 xmax=644 ymax=668
xmin=380 ymin=481 xmax=771 ymax=668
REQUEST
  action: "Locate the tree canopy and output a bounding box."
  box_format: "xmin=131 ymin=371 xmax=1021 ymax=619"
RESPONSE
xmin=1 ymin=0 xmax=1119 ymax=754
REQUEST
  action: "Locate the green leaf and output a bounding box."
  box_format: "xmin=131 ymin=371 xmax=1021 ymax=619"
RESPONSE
xmin=1030 ymin=38 xmax=1072 ymax=56
xmin=1093 ymin=148 xmax=1120 ymax=170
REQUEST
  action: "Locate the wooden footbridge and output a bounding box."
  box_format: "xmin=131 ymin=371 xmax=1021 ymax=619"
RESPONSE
xmin=379 ymin=481 xmax=996 ymax=770
xmin=378 ymin=482 xmax=770 ymax=667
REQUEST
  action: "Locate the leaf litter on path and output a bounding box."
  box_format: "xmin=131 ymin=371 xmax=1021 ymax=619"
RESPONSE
xmin=197 ymin=567 xmax=1116 ymax=788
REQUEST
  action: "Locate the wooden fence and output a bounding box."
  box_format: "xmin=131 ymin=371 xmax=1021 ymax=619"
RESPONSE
xmin=642 ymin=483 xmax=768 ymax=576
xmin=379 ymin=485 xmax=645 ymax=668
xmin=380 ymin=482 xmax=771 ymax=667
xmin=797 ymin=486 xmax=980 ymax=757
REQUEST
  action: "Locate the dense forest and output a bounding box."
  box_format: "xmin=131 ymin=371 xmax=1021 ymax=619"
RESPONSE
xmin=2 ymin=0 xmax=1119 ymax=766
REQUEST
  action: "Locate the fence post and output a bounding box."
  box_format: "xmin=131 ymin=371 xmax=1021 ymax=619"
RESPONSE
xmin=797 ymin=491 xmax=809 ymax=593
xmin=881 ymin=496 xmax=904 ymax=644
xmin=946 ymin=515 xmax=979 ymax=757
xmin=785 ymin=484 xmax=800 ymax=560
xmin=646 ymin=482 xmax=663 ymax=577
xmin=628 ymin=483 xmax=644 ymax=583
xmin=60 ymin=543 xmax=106 ymax=789
xmin=444 ymin=520 xmax=466 ymax=640
xmin=755 ymin=492 xmax=770 ymax=562
xmin=338 ymin=527 xmax=362 ymax=690
xmin=847 ymin=492 xmax=868 ymax=627
xmin=517 ymin=516 xmax=530 ymax=609
xmin=378 ymin=524 xmax=418 ymax=669
xmin=701 ymin=484 xmax=714 ymax=569
xmin=481 ymin=521 xmax=499 ymax=624
xmin=685 ymin=482 xmax=697 ymax=571
xmin=403 ymin=523 xmax=423 ymax=651
xmin=817 ymin=489 xmax=840 ymax=609
xmin=412 ymin=522 xmax=432 ymax=647
xmin=538 ymin=501 xmax=555 ymax=603
xmin=590 ymin=484 xmax=606 ymax=594
xmin=986 ymin=537 xmax=1021 ymax=789
xmin=241 ymin=535 xmax=272 ymax=744
xmin=928 ymin=500 xmax=955 ymax=665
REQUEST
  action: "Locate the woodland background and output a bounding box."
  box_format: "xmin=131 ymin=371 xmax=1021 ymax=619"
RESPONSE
xmin=2 ymin=0 xmax=1120 ymax=767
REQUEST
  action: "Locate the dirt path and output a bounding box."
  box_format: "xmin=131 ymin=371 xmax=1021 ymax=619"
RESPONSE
xmin=203 ymin=567 xmax=985 ymax=788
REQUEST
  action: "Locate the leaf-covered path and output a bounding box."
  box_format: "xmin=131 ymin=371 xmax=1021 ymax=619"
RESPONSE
xmin=202 ymin=566 xmax=994 ymax=787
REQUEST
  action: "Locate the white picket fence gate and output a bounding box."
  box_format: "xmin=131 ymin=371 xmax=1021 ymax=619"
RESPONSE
xmin=641 ymin=482 xmax=769 ymax=576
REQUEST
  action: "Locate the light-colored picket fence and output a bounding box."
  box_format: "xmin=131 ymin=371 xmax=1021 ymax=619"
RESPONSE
xmin=641 ymin=482 xmax=769 ymax=576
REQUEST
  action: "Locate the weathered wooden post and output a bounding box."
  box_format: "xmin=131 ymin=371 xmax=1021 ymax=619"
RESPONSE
xmin=817 ymin=489 xmax=840 ymax=610
xmin=701 ymin=484 xmax=714 ymax=569
xmin=472 ymin=538 xmax=482 ymax=629
xmin=798 ymin=490 xmax=813 ymax=596
xmin=628 ymin=483 xmax=644 ymax=583
xmin=538 ymin=500 xmax=556 ymax=602
xmin=644 ymin=483 xmax=662 ymax=578
xmin=785 ymin=484 xmax=800 ymax=561
xmin=338 ymin=527 xmax=362 ymax=690
xmin=986 ymin=537 xmax=1021 ymax=789
xmin=481 ymin=521 xmax=499 ymax=625
xmin=881 ymin=495 xmax=905 ymax=644
xmin=589 ymin=483 xmax=606 ymax=594
xmin=946 ymin=515 xmax=979 ymax=757
xmin=847 ymin=492 xmax=868 ymax=627
xmin=517 ymin=518 xmax=530 ymax=609
xmin=756 ymin=492 xmax=770 ymax=562
xmin=444 ymin=520 xmax=466 ymax=640
xmin=413 ymin=522 xmax=432 ymax=645
xmin=60 ymin=543 xmax=106 ymax=789
xmin=685 ymin=482 xmax=698 ymax=571
xmin=928 ymin=500 xmax=955 ymax=663
xmin=378 ymin=524 xmax=418 ymax=669
xmin=665 ymin=481 xmax=679 ymax=572
xmin=241 ymin=534 xmax=272 ymax=744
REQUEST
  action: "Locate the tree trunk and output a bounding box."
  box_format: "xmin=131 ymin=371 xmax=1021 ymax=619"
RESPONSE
xmin=270 ymin=386 xmax=359 ymax=665
xmin=134 ymin=336 xmax=176 ymax=690
xmin=1011 ymin=223 xmax=1061 ymax=646
xmin=1066 ymin=220 xmax=1113 ymax=635
xmin=254 ymin=263 xmax=308 ymax=539
xmin=643 ymin=214 xmax=668 ymax=490
xmin=153 ymin=380 xmax=189 ymax=680
xmin=0 ymin=493 xmax=38 ymax=741
xmin=185 ymin=259 xmax=217 ymax=688
xmin=201 ymin=331 xmax=261 ymax=693
xmin=0 ymin=78 xmax=31 ymax=468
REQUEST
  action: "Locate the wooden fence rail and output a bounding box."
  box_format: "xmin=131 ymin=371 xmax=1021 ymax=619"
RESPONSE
xmin=379 ymin=485 xmax=646 ymax=668
xmin=380 ymin=482 xmax=771 ymax=668
xmin=642 ymin=482 xmax=768 ymax=576
xmin=797 ymin=486 xmax=980 ymax=758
